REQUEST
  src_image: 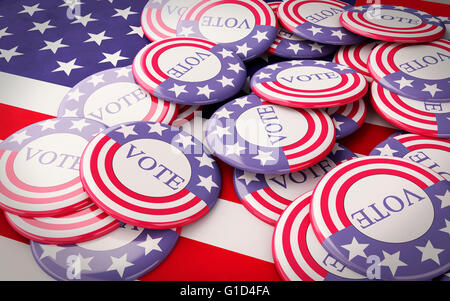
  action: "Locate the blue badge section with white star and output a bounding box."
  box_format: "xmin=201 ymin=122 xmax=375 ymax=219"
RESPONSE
xmin=30 ymin=223 xmax=180 ymax=281
xmin=0 ymin=0 xmax=149 ymax=86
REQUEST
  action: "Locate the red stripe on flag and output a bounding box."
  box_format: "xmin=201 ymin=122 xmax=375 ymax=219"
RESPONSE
xmin=139 ymin=236 xmax=282 ymax=281
xmin=0 ymin=103 xmax=55 ymax=140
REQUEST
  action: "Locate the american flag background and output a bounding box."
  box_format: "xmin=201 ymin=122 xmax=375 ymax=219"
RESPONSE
xmin=0 ymin=0 xmax=448 ymax=281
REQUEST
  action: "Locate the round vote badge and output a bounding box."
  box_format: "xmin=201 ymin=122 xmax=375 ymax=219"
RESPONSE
xmin=368 ymin=39 xmax=450 ymax=103
xmin=4 ymin=203 xmax=119 ymax=245
xmin=267 ymin=1 xmax=337 ymax=59
xmin=340 ymin=5 xmax=446 ymax=43
xmin=30 ymin=223 xmax=180 ymax=281
xmin=273 ymin=191 xmax=366 ymax=281
xmin=176 ymin=0 xmax=278 ymax=61
xmin=310 ymin=156 xmax=450 ymax=280
xmin=325 ymin=98 xmax=367 ymax=140
xmin=371 ymin=82 xmax=450 ymax=139
xmin=370 ymin=133 xmax=450 ymax=182
xmin=333 ymin=40 xmax=382 ymax=82
xmin=132 ymin=37 xmax=246 ymax=105
xmin=277 ymin=0 xmax=366 ymax=45
xmin=250 ymin=60 xmax=368 ymax=109
xmin=141 ymin=0 xmax=203 ymax=41
xmin=58 ymin=66 xmax=178 ymax=127
xmin=0 ymin=118 xmax=106 ymax=217
xmin=80 ymin=121 xmax=221 ymax=229
xmin=205 ymin=94 xmax=335 ymax=174
xmin=233 ymin=143 xmax=356 ymax=225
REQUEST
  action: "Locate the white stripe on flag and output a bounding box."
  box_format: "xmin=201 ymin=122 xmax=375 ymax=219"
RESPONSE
xmin=0 ymin=236 xmax=54 ymax=281
xmin=0 ymin=71 xmax=69 ymax=116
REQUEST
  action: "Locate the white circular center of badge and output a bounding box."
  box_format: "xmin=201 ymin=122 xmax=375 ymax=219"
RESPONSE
xmin=78 ymin=224 xmax=143 ymax=251
xmin=162 ymin=0 xmax=198 ymax=29
xmin=156 ymin=46 xmax=221 ymax=82
xmin=299 ymin=3 xmax=344 ymax=28
xmin=394 ymin=45 xmax=450 ymax=80
xmin=235 ymin=105 xmax=308 ymax=148
xmin=276 ymin=66 xmax=342 ymax=90
xmin=406 ymin=149 xmax=450 ymax=181
xmin=363 ymin=9 xmax=422 ymax=28
xmin=265 ymin=157 xmax=336 ymax=200
xmin=112 ymin=138 xmax=192 ymax=197
xmin=344 ymin=174 xmax=434 ymax=243
xmin=198 ymin=3 xmax=256 ymax=43
xmin=306 ymin=224 xmax=364 ymax=279
xmin=84 ymin=83 xmax=151 ymax=126
xmin=14 ymin=133 xmax=86 ymax=187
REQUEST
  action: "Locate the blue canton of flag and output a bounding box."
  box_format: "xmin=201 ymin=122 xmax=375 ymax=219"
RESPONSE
xmin=0 ymin=0 xmax=150 ymax=87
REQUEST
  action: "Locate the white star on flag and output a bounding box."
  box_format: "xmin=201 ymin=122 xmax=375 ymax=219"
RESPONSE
xmin=287 ymin=43 xmax=303 ymax=54
xmin=40 ymin=38 xmax=69 ymax=54
xmin=341 ymin=237 xmax=369 ymax=260
xmin=0 ymin=46 xmax=23 ymax=62
xmin=197 ymin=175 xmax=218 ymax=192
xmin=84 ymin=31 xmax=112 ymax=46
xmin=375 ymin=144 xmax=399 ymax=156
xmin=70 ymin=119 xmax=90 ymax=132
xmin=138 ymin=234 xmax=163 ymax=255
xmin=197 ymin=85 xmax=214 ymax=98
xmin=436 ymin=190 xmax=450 ymax=209
xmin=225 ymin=142 xmax=246 ymax=156
xmin=252 ymin=30 xmax=269 ymax=43
xmin=380 ymin=250 xmax=407 ymax=276
xmin=307 ymin=26 xmax=323 ymax=36
xmin=148 ymin=123 xmax=167 ymax=136
xmin=0 ymin=27 xmax=12 ymax=39
xmin=99 ymin=50 xmax=128 ymax=67
xmin=112 ymin=6 xmax=137 ymax=20
xmin=127 ymin=25 xmax=144 ymax=38
xmin=39 ymin=244 xmax=64 ymax=260
xmin=195 ymin=153 xmax=215 ymax=169
xmin=168 ymin=83 xmax=188 ymax=97
xmin=116 ymin=124 xmax=137 ymax=138
xmin=175 ymin=134 xmax=195 ymax=148
xmin=416 ymin=240 xmax=444 ymax=265
xmin=107 ymin=254 xmax=134 ymax=278
xmin=71 ymin=13 xmax=98 ymax=27
xmin=394 ymin=77 xmax=414 ymax=89
xmin=253 ymin=150 xmax=275 ymax=166
xmin=238 ymin=171 xmax=260 ymax=185
xmin=19 ymin=4 xmax=45 ymax=16
xmin=52 ymin=58 xmax=83 ymax=76
xmin=236 ymin=43 xmax=252 ymax=57
xmin=422 ymin=83 xmax=442 ymax=97
xmin=28 ymin=20 xmax=56 ymax=34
